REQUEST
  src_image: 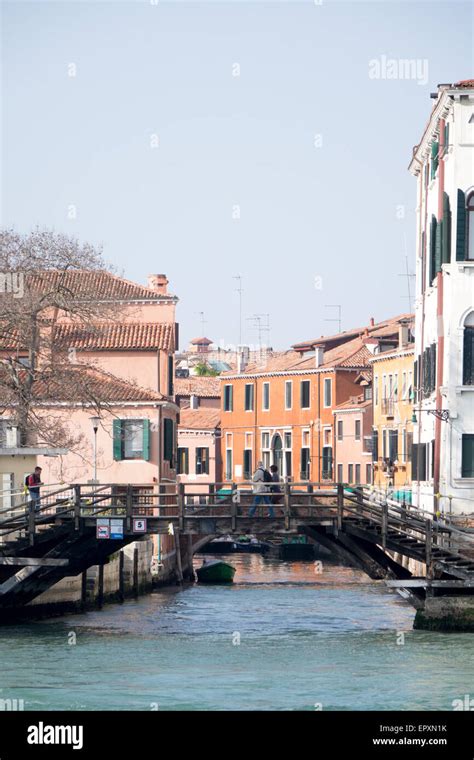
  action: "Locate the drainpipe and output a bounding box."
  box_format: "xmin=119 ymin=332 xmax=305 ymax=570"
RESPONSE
xmin=433 ymin=118 xmax=446 ymax=512
xmin=317 ymin=375 xmax=321 ymax=483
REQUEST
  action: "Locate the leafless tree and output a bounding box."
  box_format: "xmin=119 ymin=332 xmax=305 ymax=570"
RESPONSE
xmin=0 ymin=228 xmax=126 ymax=449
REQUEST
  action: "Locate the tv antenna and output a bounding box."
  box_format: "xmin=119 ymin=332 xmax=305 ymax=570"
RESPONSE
xmin=233 ymin=275 xmax=244 ymax=347
xmin=324 ymin=304 xmax=342 ymax=333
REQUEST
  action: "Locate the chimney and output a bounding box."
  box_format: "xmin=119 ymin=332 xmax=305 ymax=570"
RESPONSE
xmin=369 ymin=317 xmax=375 ymax=327
xmin=398 ymin=322 xmax=409 ymax=348
xmin=237 ymin=346 xmax=249 ymax=373
xmin=147 ymin=274 xmax=168 ymax=294
xmin=314 ymin=347 xmax=324 ymax=368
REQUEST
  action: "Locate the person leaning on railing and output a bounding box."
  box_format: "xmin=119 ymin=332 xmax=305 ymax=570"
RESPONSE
xmin=26 ymin=467 xmax=44 ymax=512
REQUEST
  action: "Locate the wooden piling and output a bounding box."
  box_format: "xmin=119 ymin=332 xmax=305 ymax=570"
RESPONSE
xmin=81 ymin=570 xmax=87 ymax=610
xmin=119 ymin=550 xmax=124 ymax=602
xmin=133 ymin=546 xmax=139 ymax=597
xmin=98 ymin=564 xmax=104 ymax=609
xmin=174 ymin=529 xmax=184 ymax=584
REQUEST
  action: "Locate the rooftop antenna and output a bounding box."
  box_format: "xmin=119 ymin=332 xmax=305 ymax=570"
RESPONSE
xmin=195 ymin=311 xmax=207 ymax=334
xmin=324 ymin=304 xmax=342 ymax=333
xmin=247 ymin=313 xmax=270 ymax=355
xmin=398 ymin=234 xmax=415 ymax=313
xmin=233 ymin=275 xmax=244 ymax=348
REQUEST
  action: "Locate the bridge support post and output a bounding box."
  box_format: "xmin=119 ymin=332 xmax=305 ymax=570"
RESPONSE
xmin=425 ymin=518 xmax=433 ymax=577
xmin=231 ymin=482 xmax=237 ymax=531
xmin=284 ymin=481 xmax=291 ymax=530
xmin=133 ymin=546 xmax=139 ymax=597
xmin=119 ymin=550 xmax=125 ymax=602
xmin=381 ymin=503 xmax=388 ymax=548
xmin=74 ymin=485 xmax=81 ymax=532
xmin=336 ymin=484 xmax=343 ymax=534
xmin=98 ymin=564 xmax=104 ymax=609
xmin=126 ymin=485 xmax=133 ymax=532
xmin=28 ymin=501 xmax=35 ymax=547
xmin=178 ymin=483 xmax=185 ymax=531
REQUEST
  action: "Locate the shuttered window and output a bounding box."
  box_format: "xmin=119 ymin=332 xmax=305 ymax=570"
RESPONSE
xmin=177 ymin=447 xmax=189 ymax=475
xmin=372 ymin=429 xmax=378 ymax=461
xmin=412 ymin=443 xmax=427 ymax=481
xmin=468 ymin=193 xmax=474 ymax=261
xmin=456 ymin=189 xmax=467 ymax=261
xmin=300 ymin=380 xmax=310 ymax=409
xmin=389 ymin=430 xmax=398 ymax=463
xmin=461 ymin=435 xmax=474 ymax=478
xmin=244 ymin=384 xmax=254 ymax=411
xmin=196 ymin=447 xmax=209 ymax=475
xmin=168 ymin=355 xmax=174 ymax=397
xmin=163 ymin=418 xmax=174 ymax=465
xmin=223 ymin=385 xmax=233 ymax=412
xmin=322 ymin=446 xmax=333 ymax=480
xmin=430 ymin=141 xmax=439 ymax=179
xmin=243 ymin=449 xmax=252 ymax=479
xmin=429 ymin=216 xmax=437 ymax=284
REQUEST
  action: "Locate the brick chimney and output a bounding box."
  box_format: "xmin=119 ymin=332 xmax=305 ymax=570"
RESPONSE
xmin=369 ymin=317 xmax=375 ymax=327
xmin=147 ymin=274 xmax=168 ymax=294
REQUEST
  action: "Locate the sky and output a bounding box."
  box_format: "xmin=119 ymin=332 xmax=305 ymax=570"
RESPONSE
xmin=1 ymin=0 xmax=473 ymax=350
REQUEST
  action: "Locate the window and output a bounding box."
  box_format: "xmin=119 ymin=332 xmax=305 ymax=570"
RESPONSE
xmin=393 ymin=373 xmax=398 ymax=401
xmin=323 ymin=378 xmax=332 ymax=407
xmin=225 ymin=432 xmax=233 ymax=449
xmin=355 ymin=464 xmax=361 ymax=484
xmin=364 ymin=385 xmax=372 ymax=401
xmin=300 ymin=380 xmax=310 ymax=409
xmin=401 ymin=430 xmax=407 ymax=462
xmin=461 ymin=434 xmax=474 ymax=478
xmin=245 ymin=383 xmax=254 ymax=411
xmin=262 ymin=382 xmax=270 ymax=411
xmin=412 ymin=442 xmax=427 ymax=481
xmin=285 ymin=451 xmax=292 ymax=478
xmin=463 ymin=313 xmax=474 ymax=385
xmin=323 ymin=427 xmax=332 ymax=446
xmin=302 ymin=429 xmax=310 ymax=447
xmin=382 ymin=429 xmax=388 ymax=459
xmin=163 ymin=418 xmax=174 ymax=465
xmin=262 ymin=431 xmax=270 ymax=449
xmin=322 ymin=446 xmax=333 ymax=480
xmin=337 ymin=420 xmax=343 ymax=442
xmin=348 ymin=464 xmax=354 ymax=483
xmin=0 ymin=420 xmax=18 ymax=448
xmin=284 ymin=432 xmax=292 ymax=449
xmin=245 ymin=432 xmax=253 ymax=449
xmin=468 ymin=193 xmax=474 ymax=260
xmin=190 ymin=394 xmax=199 ymax=410
xmin=285 ymin=381 xmax=293 ymax=410
xmin=196 ymin=447 xmax=209 ymax=475
xmin=372 ymin=429 xmax=378 ymax=461
xmin=262 ymin=431 xmax=270 ymax=470
xmin=354 ymin=419 xmax=361 ymax=442
xmin=366 ymin=463 xmax=372 ymax=484
xmin=337 ymin=463 xmax=343 ymax=483
xmin=389 ymin=429 xmax=398 ymax=462
xmin=223 ymin=385 xmax=233 ymax=411
xmin=408 ymin=371 xmax=413 ymax=401
xmin=113 ymin=419 xmax=150 ymax=461
xmin=225 ymin=448 xmax=233 ymax=480
xmin=300 ymin=447 xmax=310 ymax=480
xmin=243 ymin=449 xmax=252 ymax=479
xmin=177 ymin=447 xmax=189 ymax=475
xmin=374 ymin=376 xmax=379 ymax=405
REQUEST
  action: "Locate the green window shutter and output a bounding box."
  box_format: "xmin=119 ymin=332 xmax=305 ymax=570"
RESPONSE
xmin=142 ymin=419 xmax=150 ymax=461
xmin=456 ymin=189 xmax=467 ymax=261
xmin=163 ymin=418 xmax=174 ymax=464
xmin=435 ymin=218 xmax=443 ymax=275
xmin=464 ymin=326 xmax=474 ymax=385
xmin=430 ymin=141 xmax=439 ymax=179
xmin=444 ymin=122 xmax=449 ymax=154
xmin=430 ymin=216 xmax=437 ymax=284
xmin=113 ymin=419 xmax=123 ymax=461
xmin=442 ymin=192 xmax=451 ymax=263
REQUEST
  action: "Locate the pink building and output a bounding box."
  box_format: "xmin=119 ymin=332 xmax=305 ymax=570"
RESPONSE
xmin=333 ymin=374 xmax=373 ymax=485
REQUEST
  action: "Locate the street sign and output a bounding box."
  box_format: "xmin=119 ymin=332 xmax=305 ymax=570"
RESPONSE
xmin=133 ymin=518 xmax=147 ymax=533
xmin=110 ymin=519 xmax=124 ymax=540
xmin=97 ymin=519 xmax=110 ymax=540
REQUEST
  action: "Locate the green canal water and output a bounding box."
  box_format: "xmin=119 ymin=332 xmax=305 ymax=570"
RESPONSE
xmin=0 ymin=554 xmax=473 ymax=711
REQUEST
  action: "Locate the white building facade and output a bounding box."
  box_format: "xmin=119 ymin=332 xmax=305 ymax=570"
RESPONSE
xmin=409 ymin=80 xmax=474 ymax=516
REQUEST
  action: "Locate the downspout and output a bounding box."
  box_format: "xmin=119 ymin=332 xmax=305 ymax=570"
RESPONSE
xmin=433 ymin=118 xmax=446 ymax=512
xmin=317 ymin=375 xmax=321 ymax=483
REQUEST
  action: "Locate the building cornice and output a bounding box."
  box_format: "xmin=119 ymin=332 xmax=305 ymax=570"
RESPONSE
xmin=222 ymin=366 xmax=367 ymax=381
xmin=369 ymin=348 xmax=415 ymax=364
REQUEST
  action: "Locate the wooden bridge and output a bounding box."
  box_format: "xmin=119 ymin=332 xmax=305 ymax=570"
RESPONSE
xmin=0 ymin=482 xmax=473 ymax=615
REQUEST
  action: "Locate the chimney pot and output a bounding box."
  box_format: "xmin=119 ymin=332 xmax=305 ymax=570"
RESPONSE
xmin=147 ymin=274 xmax=168 ymax=294
xmin=370 ymin=317 xmax=375 ymax=327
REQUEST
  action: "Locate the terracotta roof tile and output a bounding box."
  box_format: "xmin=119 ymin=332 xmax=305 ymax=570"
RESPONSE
xmin=1 ymin=366 xmax=164 ymax=404
xmin=54 ymin=322 xmax=174 ymax=351
xmin=335 ymin=394 xmax=372 ymax=411
xmin=175 ymin=376 xmax=221 ymax=398
xmin=179 ymin=408 xmax=220 ymax=430
xmin=292 ymin=314 xmax=413 ymax=352
xmin=26 ymin=270 xmax=176 ymax=302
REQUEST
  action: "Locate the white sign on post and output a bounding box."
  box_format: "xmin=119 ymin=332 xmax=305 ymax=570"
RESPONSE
xmin=97 ymin=518 xmax=110 ymax=540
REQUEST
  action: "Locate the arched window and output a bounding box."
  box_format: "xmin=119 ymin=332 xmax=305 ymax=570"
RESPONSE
xmin=463 ymin=312 xmax=474 ymax=385
xmin=468 ymin=193 xmax=474 ymax=261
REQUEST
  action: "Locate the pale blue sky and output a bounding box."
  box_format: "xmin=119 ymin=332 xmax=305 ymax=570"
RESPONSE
xmin=2 ymin=0 xmax=473 ymax=349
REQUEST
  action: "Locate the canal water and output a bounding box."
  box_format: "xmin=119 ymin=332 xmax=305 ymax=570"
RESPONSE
xmin=0 ymin=555 xmax=473 ymax=711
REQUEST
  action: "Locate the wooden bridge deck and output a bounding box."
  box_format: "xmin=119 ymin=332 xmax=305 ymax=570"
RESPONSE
xmin=0 ymin=482 xmax=473 ymax=612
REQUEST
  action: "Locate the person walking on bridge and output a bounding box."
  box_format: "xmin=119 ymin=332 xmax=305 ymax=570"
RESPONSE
xmin=26 ymin=466 xmax=43 ymax=512
xmin=248 ymin=461 xmax=274 ymax=518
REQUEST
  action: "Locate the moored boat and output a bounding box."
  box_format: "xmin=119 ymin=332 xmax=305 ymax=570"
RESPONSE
xmin=196 ymin=559 xmax=236 ymax=583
